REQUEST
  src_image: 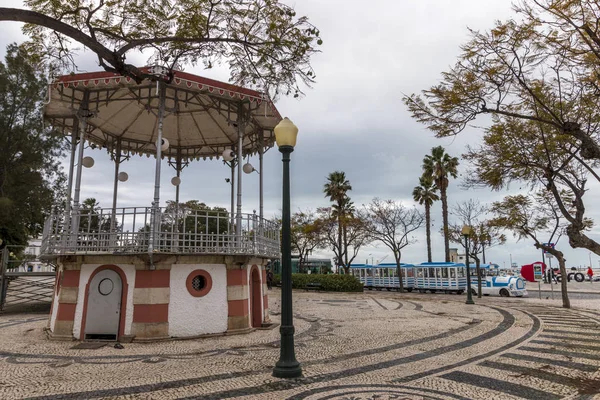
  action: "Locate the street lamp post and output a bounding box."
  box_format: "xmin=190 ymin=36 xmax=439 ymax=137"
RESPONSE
xmin=462 ymin=225 xmax=474 ymax=305
xmin=272 ymin=117 xmax=302 ymax=379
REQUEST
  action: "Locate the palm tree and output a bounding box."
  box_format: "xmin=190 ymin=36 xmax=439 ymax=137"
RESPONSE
xmin=323 ymin=171 xmax=352 ymax=271
xmin=412 ymin=176 xmax=439 ymax=262
xmin=422 ymin=146 xmax=459 ymax=262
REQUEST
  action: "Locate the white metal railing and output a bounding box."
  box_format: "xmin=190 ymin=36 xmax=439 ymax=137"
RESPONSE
xmin=40 ymin=206 xmax=280 ymax=258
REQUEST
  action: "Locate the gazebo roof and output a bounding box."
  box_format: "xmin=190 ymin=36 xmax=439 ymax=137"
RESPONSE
xmin=44 ymin=68 xmax=282 ymax=160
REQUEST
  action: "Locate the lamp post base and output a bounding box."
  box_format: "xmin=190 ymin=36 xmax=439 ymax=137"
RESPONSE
xmin=273 ymin=361 xmax=302 ymax=378
xmin=465 ymin=298 xmax=475 ymax=305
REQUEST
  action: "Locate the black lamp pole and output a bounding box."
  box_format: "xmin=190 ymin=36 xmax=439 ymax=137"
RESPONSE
xmin=464 ymin=233 xmax=474 ymax=305
xmin=272 ymin=145 xmax=302 ymax=378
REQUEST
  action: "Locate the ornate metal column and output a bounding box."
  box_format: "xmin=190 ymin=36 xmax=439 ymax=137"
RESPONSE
xmin=148 ymin=82 xmax=166 ymax=263
xmin=235 ymin=103 xmax=245 ymax=245
xmin=71 ymin=92 xmax=91 ymax=243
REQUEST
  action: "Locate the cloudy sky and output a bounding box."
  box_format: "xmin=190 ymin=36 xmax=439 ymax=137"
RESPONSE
xmin=2 ymin=0 xmax=599 ymax=269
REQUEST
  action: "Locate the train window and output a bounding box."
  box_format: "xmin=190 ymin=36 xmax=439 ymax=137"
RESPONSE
xmin=435 ymin=268 xmax=441 ymax=278
xmin=416 ymin=268 xmax=423 ymax=278
xmin=450 ymin=268 xmax=456 ymax=278
xmin=442 ymin=268 xmax=448 ymax=278
xmin=367 ymin=269 xmax=373 ymax=277
xmin=457 ymin=267 xmax=464 ymax=277
xmin=406 ymin=269 xmax=414 ymax=277
xmin=429 ymin=268 xmax=435 ymax=277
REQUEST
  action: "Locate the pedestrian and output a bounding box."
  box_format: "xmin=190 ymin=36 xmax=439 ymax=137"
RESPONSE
xmin=267 ymin=268 xmax=273 ymax=290
xmin=587 ymin=266 xmax=594 ymax=282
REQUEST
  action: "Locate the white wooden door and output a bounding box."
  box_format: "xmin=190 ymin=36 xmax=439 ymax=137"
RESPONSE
xmin=85 ymin=269 xmax=122 ymax=338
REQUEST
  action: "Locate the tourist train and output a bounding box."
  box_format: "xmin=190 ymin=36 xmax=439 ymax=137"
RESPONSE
xmin=348 ymin=262 xmax=528 ymax=297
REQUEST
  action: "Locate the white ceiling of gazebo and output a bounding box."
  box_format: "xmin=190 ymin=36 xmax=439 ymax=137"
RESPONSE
xmin=44 ymin=70 xmax=282 ymax=160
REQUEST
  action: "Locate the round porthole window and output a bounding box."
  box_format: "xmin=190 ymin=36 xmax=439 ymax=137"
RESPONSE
xmin=186 ymin=270 xmax=212 ymax=297
xmin=98 ymin=278 xmax=114 ymax=296
xmin=192 ymin=275 xmax=206 ymax=291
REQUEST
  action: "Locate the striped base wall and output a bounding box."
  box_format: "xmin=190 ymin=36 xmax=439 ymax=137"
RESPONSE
xmin=132 ymin=270 xmax=170 ymax=338
xmin=52 ymin=269 xmax=80 ymax=338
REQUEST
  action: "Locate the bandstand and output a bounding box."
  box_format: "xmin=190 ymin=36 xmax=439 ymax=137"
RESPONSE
xmin=40 ymin=67 xmax=281 ymax=341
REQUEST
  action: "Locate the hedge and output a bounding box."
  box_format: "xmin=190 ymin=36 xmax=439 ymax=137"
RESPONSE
xmin=272 ymin=273 xmax=363 ymax=292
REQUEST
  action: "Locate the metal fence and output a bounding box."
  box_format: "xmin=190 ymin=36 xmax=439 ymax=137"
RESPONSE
xmin=41 ymin=206 xmax=280 ymax=258
xmin=1 ymin=246 xmax=56 ymax=313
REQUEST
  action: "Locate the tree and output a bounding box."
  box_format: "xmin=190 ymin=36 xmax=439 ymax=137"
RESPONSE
xmin=323 ymin=171 xmax=353 ymax=271
xmin=290 ymin=209 xmax=325 ymax=272
xmin=461 ymin=117 xmax=597 ymax=254
xmin=490 ymin=192 xmax=575 ymax=308
xmin=404 ymin=0 xmax=600 ymax=256
xmin=316 ymin=207 xmax=370 ymax=275
xmin=361 ymin=198 xmax=424 ymax=292
xmin=79 ymin=198 xmax=112 ymax=233
xmin=1 ymin=0 xmax=322 ymax=97
xmin=0 ymin=43 xmax=66 ymax=251
xmin=422 ymin=146 xmax=459 ymax=262
xmin=412 ymin=175 xmax=439 ymax=262
xmin=446 ymin=199 xmax=506 ymax=298
xmin=138 ymin=200 xmax=229 ymax=250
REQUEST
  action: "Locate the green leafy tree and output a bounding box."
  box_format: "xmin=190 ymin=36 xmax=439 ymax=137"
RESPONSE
xmin=323 ymin=171 xmax=353 ymax=271
xmin=137 ymin=200 xmax=229 ymax=250
xmin=290 ymin=209 xmax=325 ymax=272
xmin=490 ymin=192 xmax=578 ymax=308
xmin=461 ymin=117 xmax=597 ymax=253
xmin=446 ymin=199 xmax=506 ymax=298
xmin=1 ymin=0 xmax=322 ymax=97
xmin=0 ymin=43 xmax=66 ymax=250
xmin=412 ymin=175 xmax=439 ymax=262
xmin=360 ymin=198 xmax=424 ymax=292
xmin=422 ymin=146 xmax=459 ymax=262
xmin=78 ymin=198 xmax=112 ymax=233
xmin=404 ymin=0 xmax=600 ymax=256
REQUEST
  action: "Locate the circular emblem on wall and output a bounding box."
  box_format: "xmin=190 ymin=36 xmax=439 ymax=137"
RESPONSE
xmin=98 ymin=278 xmax=114 ymax=296
xmin=186 ymin=270 xmax=213 ymax=297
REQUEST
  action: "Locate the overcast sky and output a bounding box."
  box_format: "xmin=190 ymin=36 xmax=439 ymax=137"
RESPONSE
xmin=2 ymin=0 xmax=599 ymax=269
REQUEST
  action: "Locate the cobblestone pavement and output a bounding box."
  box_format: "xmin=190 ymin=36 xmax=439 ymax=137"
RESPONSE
xmin=1 ymin=290 xmax=600 ymax=399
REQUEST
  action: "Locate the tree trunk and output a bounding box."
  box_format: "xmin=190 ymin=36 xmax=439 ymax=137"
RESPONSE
xmin=395 ymin=252 xmax=404 ymax=293
xmin=557 ymin=254 xmax=570 ymax=309
xmin=425 ymin=203 xmax=432 ymax=262
xmin=440 ymin=186 xmax=450 ymax=262
xmin=475 ymin=258 xmax=482 ymax=298
xmin=337 ymin=213 xmax=343 ymax=273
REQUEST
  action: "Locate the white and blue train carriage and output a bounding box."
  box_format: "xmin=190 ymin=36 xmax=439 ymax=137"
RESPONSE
xmin=469 ymin=271 xmax=528 ymax=298
xmin=349 ymin=263 xmax=415 ymax=291
xmin=414 ymin=262 xmax=468 ymax=294
xmin=468 ymin=263 xmax=500 ymax=278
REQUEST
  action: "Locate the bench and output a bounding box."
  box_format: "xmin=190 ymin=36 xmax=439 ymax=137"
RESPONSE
xmin=305 ymin=282 xmax=322 ymax=292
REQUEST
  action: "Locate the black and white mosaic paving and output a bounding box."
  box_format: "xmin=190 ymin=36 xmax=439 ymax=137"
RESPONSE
xmin=1 ymin=291 xmax=599 ymax=399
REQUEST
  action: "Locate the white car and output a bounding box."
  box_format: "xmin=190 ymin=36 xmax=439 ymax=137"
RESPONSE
xmin=470 ymin=275 xmax=528 ymax=297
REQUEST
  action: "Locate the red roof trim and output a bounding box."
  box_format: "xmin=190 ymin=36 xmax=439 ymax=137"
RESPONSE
xmin=54 ymin=69 xmax=265 ymax=100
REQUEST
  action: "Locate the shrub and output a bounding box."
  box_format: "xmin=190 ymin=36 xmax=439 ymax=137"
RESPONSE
xmin=273 ymin=273 xmax=363 ymax=292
